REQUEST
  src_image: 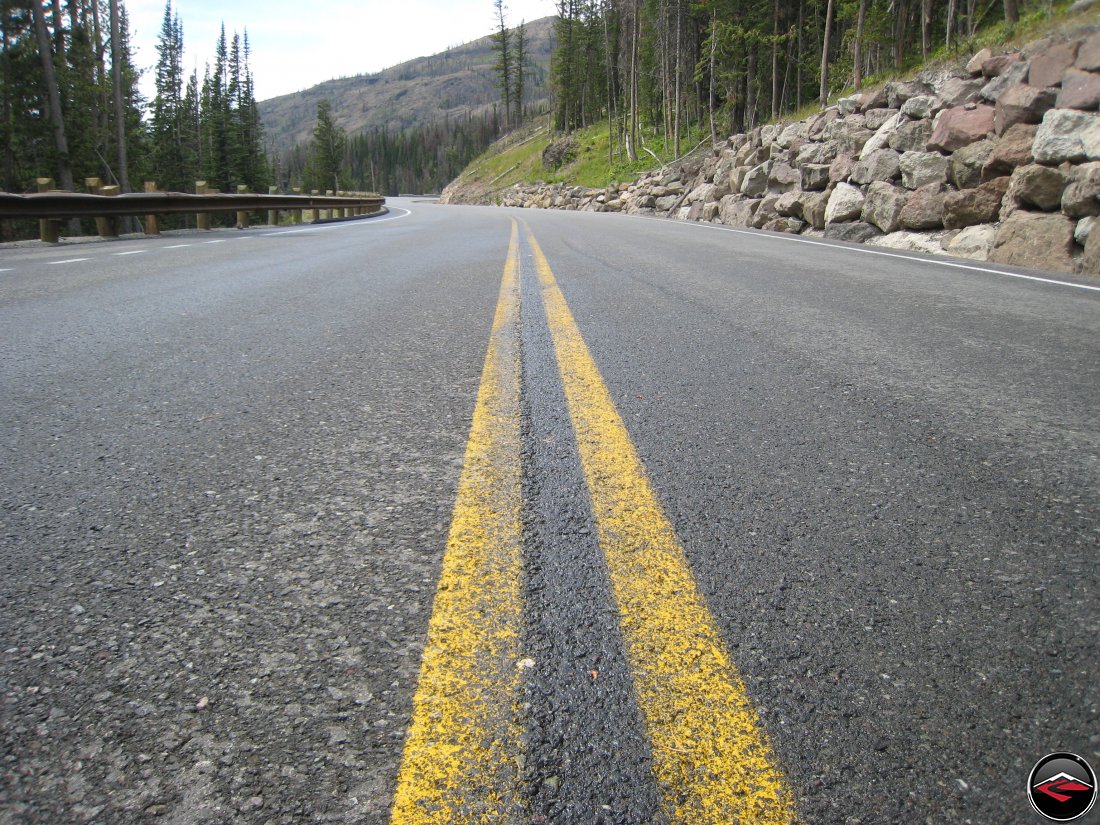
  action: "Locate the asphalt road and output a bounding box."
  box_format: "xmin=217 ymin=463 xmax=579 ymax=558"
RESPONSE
xmin=1 ymin=200 xmax=1098 ymax=824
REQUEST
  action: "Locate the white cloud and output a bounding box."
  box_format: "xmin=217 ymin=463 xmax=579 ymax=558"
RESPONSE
xmin=128 ymin=0 xmax=554 ymax=101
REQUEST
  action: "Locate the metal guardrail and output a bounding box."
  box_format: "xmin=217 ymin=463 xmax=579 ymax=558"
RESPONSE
xmin=0 ymin=191 xmax=385 ymax=220
xmin=0 ymin=180 xmax=386 ymax=243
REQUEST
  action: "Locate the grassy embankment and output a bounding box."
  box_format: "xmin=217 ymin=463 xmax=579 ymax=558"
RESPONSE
xmin=448 ymin=0 xmax=1098 ymax=203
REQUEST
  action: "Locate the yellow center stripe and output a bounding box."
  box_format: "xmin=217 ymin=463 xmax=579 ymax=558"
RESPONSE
xmin=526 ymin=225 xmax=798 ymax=824
xmin=390 ymin=220 xmax=525 ymax=824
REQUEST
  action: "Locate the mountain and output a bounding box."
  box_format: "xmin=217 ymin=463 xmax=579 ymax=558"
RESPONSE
xmin=258 ymin=17 xmax=556 ymax=155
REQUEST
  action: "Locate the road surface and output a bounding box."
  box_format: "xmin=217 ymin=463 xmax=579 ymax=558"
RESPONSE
xmin=2 ymin=200 xmax=1098 ymax=824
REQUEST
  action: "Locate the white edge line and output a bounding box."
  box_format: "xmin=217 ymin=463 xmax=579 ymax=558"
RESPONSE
xmin=203 ymin=239 xmax=226 ymax=244
xmin=0 ymin=268 xmax=11 ymax=272
xmin=114 ymin=250 xmax=145 ymax=256
xmin=263 ymin=207 xmax=413 ymax=236
xmin=47 ymin=258 xmax=90 ymax=264
xmin=163 ymin=244 xmax=191 ymax=249
xmin=654 ymin=217 xmax=1100 ymax=294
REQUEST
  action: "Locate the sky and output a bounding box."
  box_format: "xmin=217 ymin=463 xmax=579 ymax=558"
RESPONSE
xmin=126 ymin=0 xmax=555 ymax=103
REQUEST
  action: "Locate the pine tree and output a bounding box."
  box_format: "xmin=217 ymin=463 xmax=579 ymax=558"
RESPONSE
xmin=511 ymin=19 xmax=527 ymax=121
xmin=491 ymin=0 xmax=512 ymax=126
xmin=306 ymin=99 xmax=346 ymax=192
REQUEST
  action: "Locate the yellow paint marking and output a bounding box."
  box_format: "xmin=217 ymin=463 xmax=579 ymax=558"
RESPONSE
xmin=390 ymin=221 xmax=524 ymax=824
xmin=526 ymin=226 xmax=798 ymax=824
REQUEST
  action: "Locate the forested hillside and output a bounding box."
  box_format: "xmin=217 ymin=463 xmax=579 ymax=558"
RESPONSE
xmin=548 ymin=0 xmax=1072 ymax=163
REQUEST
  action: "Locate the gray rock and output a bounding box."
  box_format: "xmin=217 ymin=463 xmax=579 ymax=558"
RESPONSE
xmin=990 ymin=210 xmax=1077 ymax=272
xmin=860 ymin=87 xmax=890 ymax=111
xmin=1032 ymin=108 xmax=1100 ymax=163
xmin=860 ymin=113 xmax=905 ymax=157
xmin=1077 ymin=30 xmax=1100 ymax=71
xmin=718 ymin=193 xmax=760 ymax=226
xmin=837 ymin=96 xmax=862 ymax=116
xmin=825 ymin=182 xmax=866 ymax=224
xmin=808 ymin=108 xmax=842 ymax=138
xmin=768 ymin=161 xmax=801 ymax=192
xmin=938 ymin=76 xmax=986 ymax=106
xmin=887 ymin=80 xmax=933 ymax=109
xmin=795 ymin=141 xmax=839 ymax=166
xmin=836 ymin=128 xmax=876 ymax=156
xmin=830 ymin=153 xmax=857 ymax=185
xmin=775 ymin=190 xmax=805 ymax=218
xmin=1076 ymin=215 xmax=1097 ymax=245
xmin=825 ymin=114 xmax=866 ymax=140
xmin=1061 ymin=162 xmax=1100 ymax=218
xmin=851 ymin=148 xmax=902 ymax=184
xmin=945 ymin=224 xmax=997 ymax=260
xmin=802 ymin=191 xmax=830 ymax=230
xmin=950 ymin=138 xmax=997 ymax=189
xmin=751 ymin=195 xmax=782 ymax=229
xmin=901 ymin=95 xmax=944 ymax=119
xmin=868 ymin=231 xmax=946 ymax=254
xmin=862 ymin=181 xmax=909 ymax=233
xmin=889 ymin=119 xmax=935 ymax=153
xmin=900 ymin=151 xmax=950 ymax=189
xmin=1079 ymin=224 xmax=1100 ymax=276
xmin=824 ymin=221 xmax=883 ymax=242
xmin=801 ymin=164 xmax=832 ymax=191
xmin=979 ymin=62 xmax=1031 ymax=103
xmin=1006 ymin=163 xmax=1068 ymax=211
xmin=655 ymin=194 xmax=680 ymax=212
xmin=865 ymin=108 xmax=902 ymax=130
xmin=777 ymin=122 xmax=808 ymax=148
xmin=966 ymin=48 xmax=993 ymax=75
xmin=741 ymin=161 xmax=772 ymax=196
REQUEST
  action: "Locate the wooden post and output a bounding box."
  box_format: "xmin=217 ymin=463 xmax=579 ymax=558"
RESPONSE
xmin=310 ymin=189 xmax=319 ymax=222
xmin=196 ymin=181 xmax=211 ymax=230
xmin=85 ymin=177 xmax=117 ymax=238
xmin=267 ymin=185 xmax=278 ymax=226
xmin=325 ymin=190 xmax=335 ymax=221
xmin=143 ymin=181 xmax=160 ymax=235
xmin=99 ymin=183 xmax=120 ymax=238
xmin=236 ymin=185 xmax=249 ymax=229
xmin=37 ymin=178 xmax=60 ymax=243
xmin=292 ymin=187 xmax=303 ymax=224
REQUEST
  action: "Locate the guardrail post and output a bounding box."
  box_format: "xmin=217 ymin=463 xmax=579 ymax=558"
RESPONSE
xmin=36 ymin=178 xmax=60 ymax=243
xmin=85 ymin=177 xmax=118 ymax=238
xmin=292 ymin=188 xmax=303 ymax=224
xmin=267 ymin=186 xmax=278 ymax=225
xmin=196 ymin=181 xmax=211 ymax=230
xmin=236 ymin=185 xmax=250 ymax=229
xmin=143 ymin=182 xmax=160 ymax=234
xmin=310 ymin=190 xmax=319 ymax=222
xmin=326 ymin=190 xmax=336 ymax=221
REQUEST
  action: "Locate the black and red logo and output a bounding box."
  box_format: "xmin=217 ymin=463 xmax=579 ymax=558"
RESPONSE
xmin=1028 ymin=752 xmax=1097 ymax=822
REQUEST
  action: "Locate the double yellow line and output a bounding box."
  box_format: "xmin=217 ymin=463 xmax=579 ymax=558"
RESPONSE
xmin=391 ymin=220 xmax=797 ymax=824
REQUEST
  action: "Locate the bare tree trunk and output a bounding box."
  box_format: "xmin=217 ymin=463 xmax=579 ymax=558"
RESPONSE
xmin=922 ymin=0 xmax=932 ymax=59
xmin=771 ymin=0 xmax=780 ymax=120
xmin=32 ymin=0 xmax=74 ymax=192
xmin=708 ymin=10 xmax=718 ymax=147
xmin=746 ymin=49 xmax=757 ymax=128
xmin=946 ymin=0 xmax=957 ymax=48
xmin=819 ymin=0 xmax=834 ymax=108
xmin=673 ymin=0 xmax=681 ymax=159
xmin=796 ymin=0 xmax=803 ymax=107
xmin=50 ymin=0 xmax=63 ymax=55
xmin=894 ymin=0 xmax=908 ymax=71
xmin=1003 ymin=0 xmax=1018 ymax=22
xmin=854 ymin=0 xmax=867 ymax=89
xmin=627 ymin=0 xmax=638 ymax=161
xmin=110 ymin=0 xmax=130 ymax=193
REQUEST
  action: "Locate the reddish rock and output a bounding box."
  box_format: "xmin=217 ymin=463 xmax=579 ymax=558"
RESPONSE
xmin=927 ymin=105 xmax=995 ymax=152
xmin=1028 ymin=40 xmax=1080 ymax=88
xmin=943 ymin=177 xmax=1010 ymax=228
xmin=829 ymin=153 xmax=857 ymax=185
xmin=990 ymin=210 xmax=1077 ymax=272
xmin=1056 ymin=68 xmax=1100 ymax=111
xmin=993 ymin=85 xmax=1057 ymax=134
xmin=982 ymin=53 xmax=1023 ymax=77
xmin=860 ymin=87 xmax=890 ymax=111
xmin=1077 ymin=31 xmax=1100 ymax=72
xmin=899 ymin=183 xmax=946 ymax=229
xmin=981 ymin=123 xmax=1037 ymax=180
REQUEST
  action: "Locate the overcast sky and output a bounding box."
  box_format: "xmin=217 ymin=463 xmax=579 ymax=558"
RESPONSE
xmin=126 ymin=0 xmax=555 ymax=103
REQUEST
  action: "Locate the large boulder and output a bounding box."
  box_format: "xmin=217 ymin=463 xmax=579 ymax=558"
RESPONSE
xmin=860 ymin=113 xmax=905 ymax=157
xmin=900 ymin=151 xmax=950 ymax=189
xmin=751 ymin=195 xmax=782 ymax=229
xmin=824 ymin=182 xmax=866 ymax=224
xmin=981 ymin=123 xmax=1038 ymax=179
xmin=802 ymin=191 xmax=830 ymax=230
xmin=862 ymin=181 xmax=908 ymax=233
xmin=1079 ymin=227 xmax=1100 ymax=276
xmin=1077 ymin=30 xmax=1100 ymax=71
xmin=830 ymin=153 xmax=857 ymax=185
xmin=775 ymin=190 xmax=805 ymax=218
xmin=851 ymin=148 xmax=902 ymax=184
xmin=796 ymin=141 xmax=839 ymax=166
xmin=1062 ymin=162 xmax=1100 ymax=218
xmin=993 ymin=85 xmax=1057 ymax=135
xmin=1056 ymin=68 xmax=1100 ymax=110
xmin=1005 ymin=163 xmax=1069 ymax=212
xmin=1028 ymin=40 xmax=1081 ymax=88
xmin=1076 ymin=215 xmax=1097 ymax=246
xmin=943 ymin=177 xmax=1010 ymax=228
xmin=939 ymin=76 xmax=986 ymax=106
xmin=950 ymin=138 xmax=997 ymax=189
xmin=768 ymin=161 xmax=802 ymax=192
xmin=898 ymin=182 xmax=946 ymax=229
xmin=979 ymin=62 xmax=1031 ymax=103
xmin=900 ymin=95 xmax=944 ymax=119
xmin=982 ymin=52 xmax=1024 ymax=77
xmin=990 ymin=210 xmax=1078 ymax=271
xmin=777 ymin=122 xmax=808 ymax=148
xmin=966 ymin=48 xmax=993 ymax=74
xmin=825 ymin=221 xmax=882 ymax=243
xmin=945 ymin=224 xmax=997 ymax=260
xmin=741 ymin=160 xmax=772 ymax=196
xmin=1032 ymin=109 xmax=1100 ymax=164
xmin=718 ymin=194 xmax=760 ymax=226
xmin=889 ymin=119 xmax=935 ymax=153
xmin=808 ymin=107 xmax=843 ymax=138
xmin=887 ymin=80 xmax=934 ymax=109
xmin=865 ymin=108 xmax=901 ymax=130
xmin=928 ymin=105 xmax=996 ymax=152
xmin=836 ymin=128 xmax=875 ymax=156
xmin=801 ymin=164 xmax=832 ymax=191
xmin=869 ymin=231 xmax=946 ymax=254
